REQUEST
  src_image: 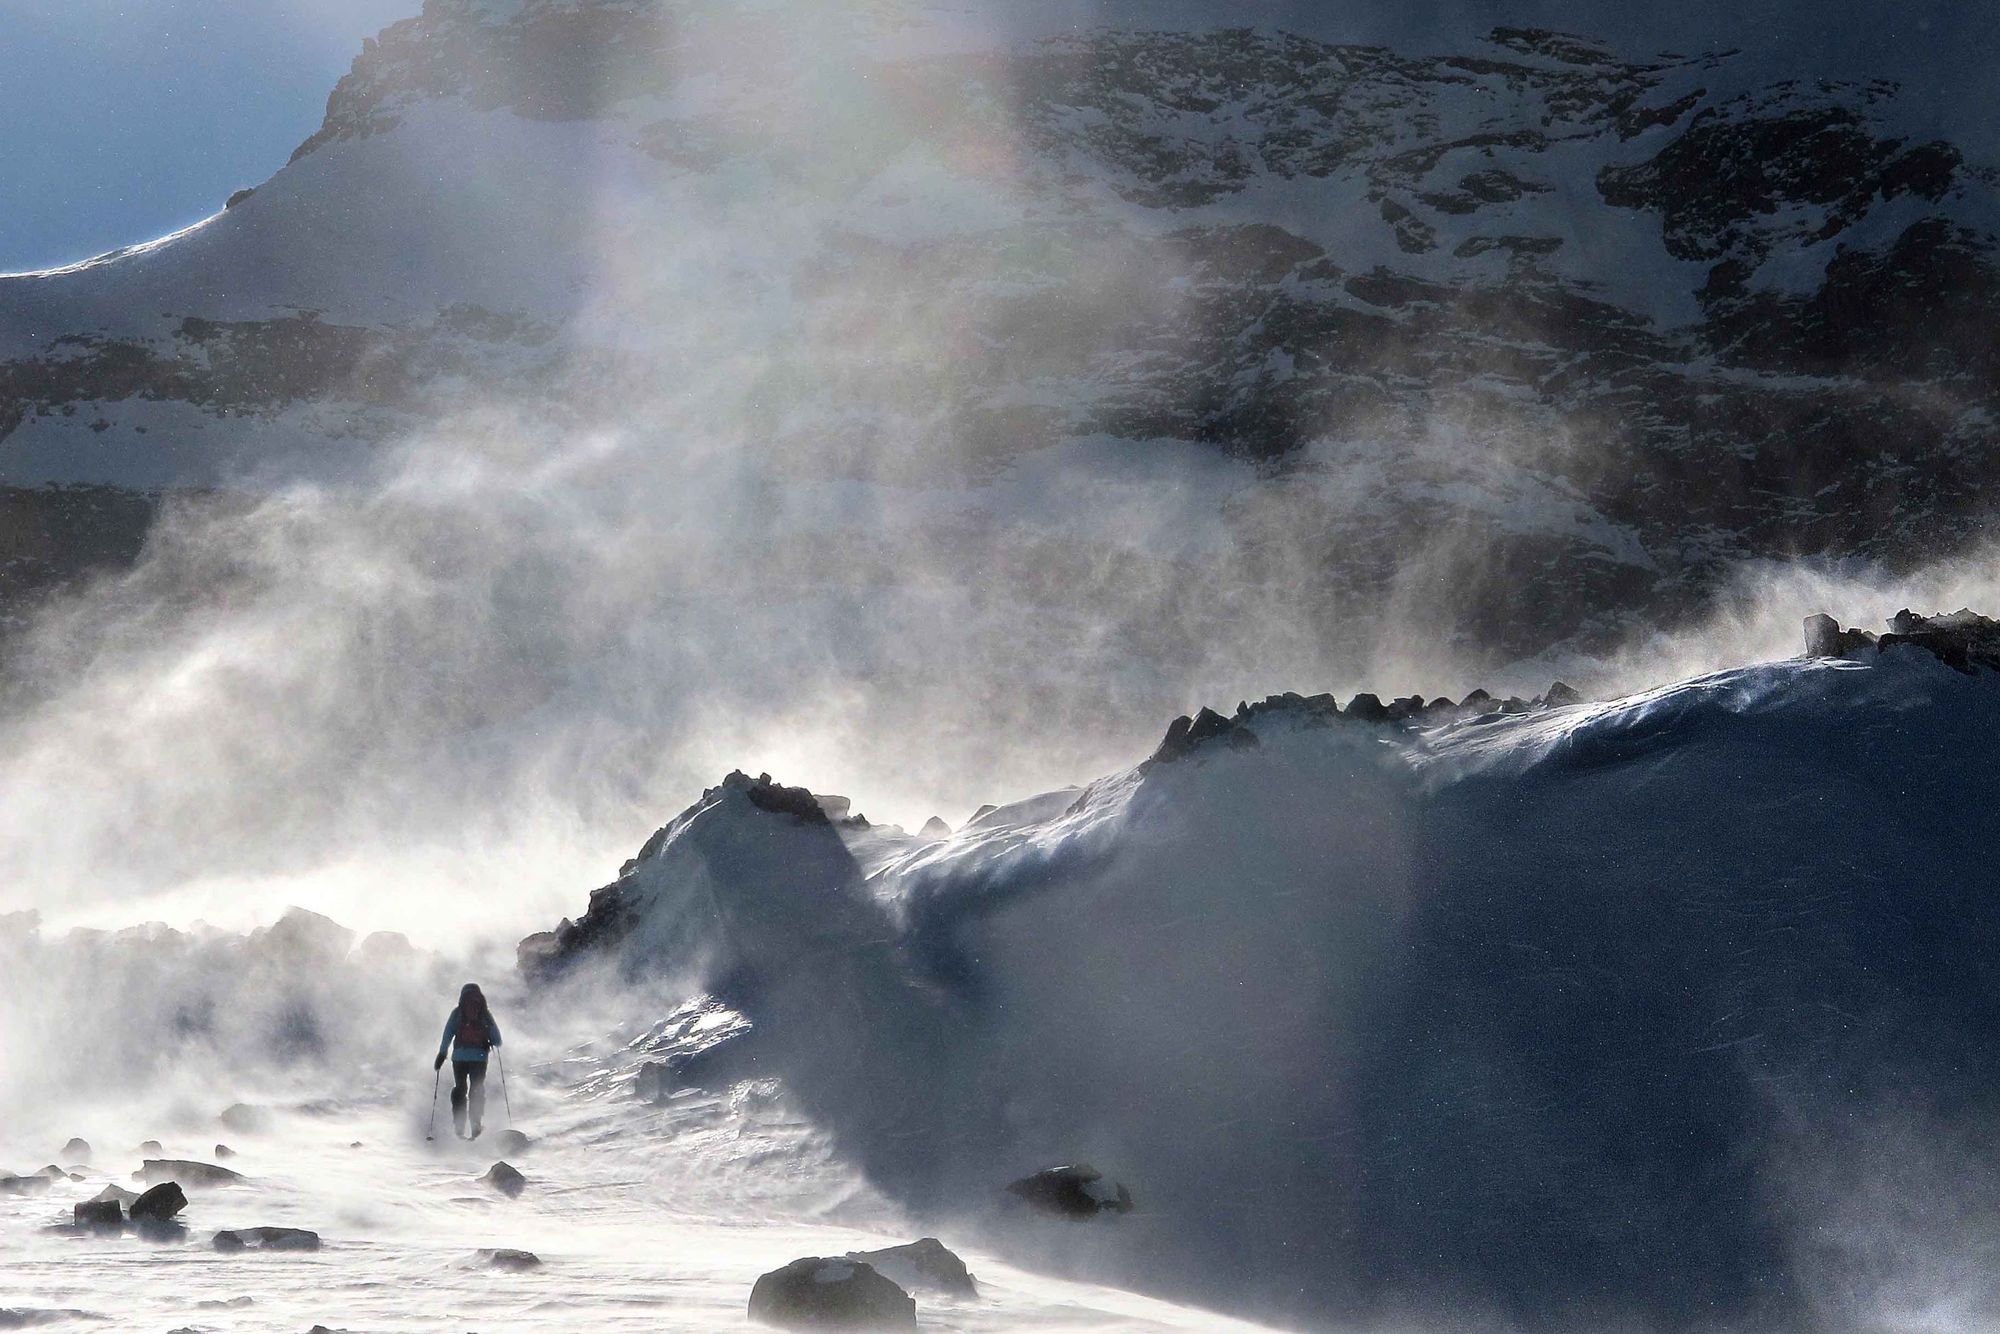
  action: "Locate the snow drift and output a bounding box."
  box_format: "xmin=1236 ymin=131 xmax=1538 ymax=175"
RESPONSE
xmin=527 ymin=634 xmax=2000 ymax=1331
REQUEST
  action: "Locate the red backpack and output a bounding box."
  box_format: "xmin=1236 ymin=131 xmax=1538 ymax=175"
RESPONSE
xmin=458 ymin=1002 xmax=490 ymax=1049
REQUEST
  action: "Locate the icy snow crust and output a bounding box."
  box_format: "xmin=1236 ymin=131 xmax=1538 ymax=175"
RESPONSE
xmin=576 ymin=648 xmax=2000 ymax=1330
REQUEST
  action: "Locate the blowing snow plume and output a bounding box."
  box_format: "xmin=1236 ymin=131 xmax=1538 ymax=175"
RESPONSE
xmin=2 ymin=1 xmax=2000 ymax=1331
xmin=524 ymin=637 xmax=2000 ymax=1332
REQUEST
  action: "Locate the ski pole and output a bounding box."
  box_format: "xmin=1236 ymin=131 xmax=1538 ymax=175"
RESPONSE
xmin=425 ymin=1066 xmax=440 ymax=1141
xmin=497 ymin=1049 xmax=515 ymax=1128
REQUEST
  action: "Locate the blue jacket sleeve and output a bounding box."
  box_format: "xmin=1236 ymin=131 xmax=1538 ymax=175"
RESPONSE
xmin=438 ymin=1012 xmax=457 ymax=1058
xmin=490 ymin=1016 xmax=502 ymax=1048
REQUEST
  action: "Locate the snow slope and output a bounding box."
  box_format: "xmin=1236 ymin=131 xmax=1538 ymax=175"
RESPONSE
xmin=529 ymin=642 xmax=2000 ymax=1330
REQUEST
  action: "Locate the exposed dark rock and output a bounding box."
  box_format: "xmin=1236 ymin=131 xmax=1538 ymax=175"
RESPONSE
xmin=90 ymin=1184 xmax=138 ymax=1207
xmin=1803 ymin=609 xmax=2000 ymax=672
xmin=224 ymin=187 xmax=256 ymax=209
xmin=1540 ymin=681 xmax=1583 ymax=708
xmin=136 ymin=1141 xmax=163 ymax=1155
xmin=139 ymin=1159 xmax=242 ymax=1188
xmin=59 ymin=1139 xmax=90 ymax=1163
xmin=748 ymin=1257 xmax=917 ymax=1330
xmin=919 ymin=816 xmax=951 ymax=839
xmin=1149 ymin=706 xmax=1261 ymax=765
xmin=482 ymin=1161 xmax=526 ymax=1198
xmin=494 ymin=1129 xmax=531 ymax=1155
xmin=129 ymin=1182 xmax=188 ymax=1222
xmin=71 ymin=1199 xmax=122 ymax=1232
xmin=738 ymin=771 xmax=830 ymax=824
xmin=215 ymin=1144 xmax=236 ymax=1159
xmin=482 ymin=1247 xmax=541 ymax=1270
xmin=845 ymin=1238 xmax=977 ymax=1297
xmin=1004 ymin=1164 xmax=1136 ymax=1219
xmin=0 ymin=1176 xmax=50 ymax=1195
xmin=212 ymin=1227 xmax=320 ymax=1252
xmin=37 ymin=1165 xmax=65 ymax=1179
xmin=1344 ymin=693 xmax=1391 ymax=723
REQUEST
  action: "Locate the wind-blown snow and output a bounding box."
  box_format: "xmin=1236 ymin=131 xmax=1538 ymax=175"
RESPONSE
xmin=560 ymin=646 xmax=2000 ymax=1329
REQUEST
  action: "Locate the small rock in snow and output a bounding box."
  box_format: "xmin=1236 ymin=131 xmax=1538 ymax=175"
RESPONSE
xmin=213 ymin=1226 xmax=320 ymax=1252
xmin=481 ymin=1247 xmax=541 ymax=1270
xmin=482 ymin=1161 xmax=526 ymax=1197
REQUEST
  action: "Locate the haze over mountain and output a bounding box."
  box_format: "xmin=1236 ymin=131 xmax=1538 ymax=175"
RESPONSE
xmin=5 ymin=7 xmax=2000 ymax=1331
xmin=3 ymin=0 xmax=1994 ymax=670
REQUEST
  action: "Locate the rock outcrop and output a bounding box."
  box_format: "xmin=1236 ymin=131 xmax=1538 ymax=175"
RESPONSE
xmin=1149 ymin=679 xmax=1587 ymax=764
xmin=1805 ymin=609 xmax=2000 ymax=672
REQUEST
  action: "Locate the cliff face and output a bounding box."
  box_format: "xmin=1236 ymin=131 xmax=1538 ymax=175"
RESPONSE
xmin=1 ymin=3 xmax=1994 ymax=660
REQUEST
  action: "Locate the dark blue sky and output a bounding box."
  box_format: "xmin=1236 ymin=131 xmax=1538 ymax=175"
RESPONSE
xmin=0 ymin=0 xmax=417 ymax=272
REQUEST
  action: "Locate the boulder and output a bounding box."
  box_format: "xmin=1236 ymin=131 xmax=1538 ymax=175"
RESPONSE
xmin=214 ymin=1144 xmax=236 ymax=1159
xmin=748 ymin=1257 xmax=916 ymax=1330
xmin=72 ymin=1198 xmax=122 ymax=1232
xmin=137 ymin=1140 xmax=163 ymax=1154
xmin=1004 ymin=1164 xmax=1135 ymax=1219
xmin=845 ymin=1238 xmax=976 ymax=1297
xmin=481 ymin=1247 xmax=541 ymax=1270
xmin=129 ymin=1182 xmax=188 ymax=1222
xmin=482 ymin=1161 xmax=526 ymax=1198
xmin=59 ymin=1139 xmax=90 ymax=1163
xmin=494 ymin=1129 xmax=531 ymax=1156
xmin=212 ymin=1226 xmax=319 ymax=1252
xmin=91 ymin=1184 xmax=139 ymax=1207
xmin=138 ymin=1159 xmax=242 ymax=1188
xmin=218 ymin=1104 xmax=270 ymax=1134
xmin=0 ymin=1175 xmax=51 ymax=1196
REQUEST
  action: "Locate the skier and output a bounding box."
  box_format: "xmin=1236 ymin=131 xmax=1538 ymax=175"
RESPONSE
xmin=434 ymin=983 xmax=503 ymax=1139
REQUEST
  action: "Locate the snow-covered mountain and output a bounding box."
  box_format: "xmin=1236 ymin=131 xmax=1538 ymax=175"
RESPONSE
xmin=2 ymin=0 xmax=1995 ymax=663
xmin=520 ymin=622 xmax=2000 ymax=1331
